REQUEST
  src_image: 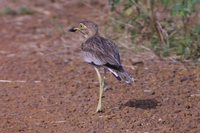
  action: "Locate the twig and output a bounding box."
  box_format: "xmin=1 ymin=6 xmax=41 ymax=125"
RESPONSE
xmin=0 ymin=80 xmax=41 ymax=83
xmin=0 ymin=80 xmax=26 ymax=83
xmin=51 ymin=120 xmax=67 ymax=124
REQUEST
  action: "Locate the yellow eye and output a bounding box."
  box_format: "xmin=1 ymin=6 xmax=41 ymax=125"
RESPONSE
xmin=80 ymin=23 xmax=86 ymax=29
xmin=80 ymin=24 xmax=83 ymax=28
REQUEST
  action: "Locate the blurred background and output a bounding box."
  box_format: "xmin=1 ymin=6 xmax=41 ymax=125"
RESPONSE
xmin=1 ymin=0 xmax=199 ymax=61
xmin=0 ymin=0 xmax=200 ymax=133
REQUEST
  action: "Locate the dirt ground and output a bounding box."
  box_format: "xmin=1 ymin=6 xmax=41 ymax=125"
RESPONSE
xmin=0 ymin=0 xmax=200 ymax=133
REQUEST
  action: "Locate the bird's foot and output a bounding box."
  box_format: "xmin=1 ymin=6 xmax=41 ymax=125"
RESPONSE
xmin=96 ymin=104 xmax=103 ymax=113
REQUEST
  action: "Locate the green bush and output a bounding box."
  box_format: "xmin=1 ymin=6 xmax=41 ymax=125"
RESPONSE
xmin=1 ymin=6 xmax=33 ymax=16
xmin=109 ymin=0 xmax=200 ymax=60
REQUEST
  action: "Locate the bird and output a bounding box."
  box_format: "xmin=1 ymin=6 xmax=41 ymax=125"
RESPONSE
xmin=69 ymin=20 xmax=134 ymax=112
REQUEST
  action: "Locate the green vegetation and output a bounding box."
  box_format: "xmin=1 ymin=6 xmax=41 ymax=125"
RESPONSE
xmin=109 ymin=0 xmax=200 ymax=60
xmin=0 ymin=6 xmax=33 ymax=16
xmin=18 ymin=6 xmax=34 ymax=15
xmin=2 ymin=7 xmax=18 ymax=15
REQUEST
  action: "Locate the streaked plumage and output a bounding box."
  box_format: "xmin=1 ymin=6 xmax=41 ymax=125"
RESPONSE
xmin=82 ymin=35 xmax=133 ymax=83
xmin=69 ymin=20 xmax=134 ymax=112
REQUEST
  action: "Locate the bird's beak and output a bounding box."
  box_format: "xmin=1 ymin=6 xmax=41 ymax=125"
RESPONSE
xmin=68 ymin=27 xmax=81 ymax=32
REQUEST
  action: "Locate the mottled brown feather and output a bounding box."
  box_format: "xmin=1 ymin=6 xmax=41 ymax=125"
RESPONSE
xmin=82 ymin=35 xmax=123 ymax=70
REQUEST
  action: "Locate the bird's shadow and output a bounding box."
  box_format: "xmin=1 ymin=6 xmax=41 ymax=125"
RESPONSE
xmin=123 ymin=99 xmax=160 ymax=109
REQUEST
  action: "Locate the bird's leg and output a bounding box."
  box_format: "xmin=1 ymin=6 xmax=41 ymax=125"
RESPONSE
xmin=103 ymin=68 xmax=109 ymax=91
xmin=101 ymin=68 xmax=106 ymax=91
xmin=94 ymin=67 xmax=104 ymax=112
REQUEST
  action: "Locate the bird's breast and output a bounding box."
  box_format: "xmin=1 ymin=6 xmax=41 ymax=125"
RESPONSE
xmin=81 ymin=51 xmax=103 ymax=65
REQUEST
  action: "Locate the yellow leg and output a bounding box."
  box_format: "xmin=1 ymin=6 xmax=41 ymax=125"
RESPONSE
xmin=94 ymin=67 xmax=104 ymax=112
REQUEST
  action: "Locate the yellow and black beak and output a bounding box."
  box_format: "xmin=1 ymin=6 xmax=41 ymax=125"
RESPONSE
xmin=68 ymin=27 xmax=80 ymax=32
xmin=69 ymin=23 xmax=87 ymax=32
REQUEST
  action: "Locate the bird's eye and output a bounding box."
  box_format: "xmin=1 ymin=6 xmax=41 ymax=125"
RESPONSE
xmin=80 ymin=23 xmax=86 ymax=29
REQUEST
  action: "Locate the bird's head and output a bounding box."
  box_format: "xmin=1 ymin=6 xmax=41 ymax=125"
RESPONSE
xmin=69 ymin=20 xmax=98 ymax=39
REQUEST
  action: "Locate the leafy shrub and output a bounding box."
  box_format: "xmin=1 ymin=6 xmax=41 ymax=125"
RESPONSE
xmin=1 ymin=6 xmax=33 ymax=16
xmin=109 ymin=0 xmax=200 ymax=60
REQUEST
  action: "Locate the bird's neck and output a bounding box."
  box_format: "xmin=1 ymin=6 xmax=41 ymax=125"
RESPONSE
xmin=81 ymin=32 xmax=99 ymax=42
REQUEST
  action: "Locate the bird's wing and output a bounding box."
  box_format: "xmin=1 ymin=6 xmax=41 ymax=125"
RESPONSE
xmin=81 ymin=36 xmax=122 ymax=70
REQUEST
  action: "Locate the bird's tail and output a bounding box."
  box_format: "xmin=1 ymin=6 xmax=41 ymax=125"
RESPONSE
xmin=108 ymin=67 xmax=134 ymax=84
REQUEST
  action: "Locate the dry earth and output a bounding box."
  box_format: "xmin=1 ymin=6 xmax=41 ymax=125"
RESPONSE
xmin=0 ymin=0 xmax=200 ymax=133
